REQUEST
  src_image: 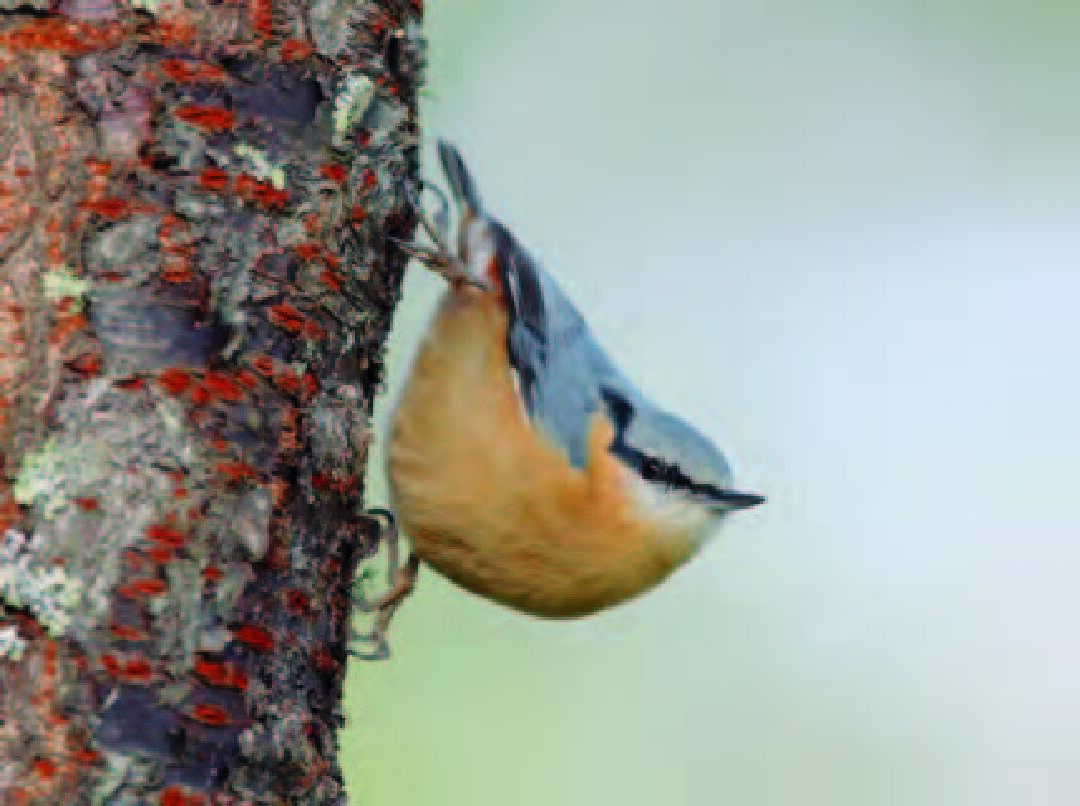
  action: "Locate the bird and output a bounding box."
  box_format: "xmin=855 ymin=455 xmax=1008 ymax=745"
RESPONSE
xmin=360 ymin=140 xmax=763 ymax=649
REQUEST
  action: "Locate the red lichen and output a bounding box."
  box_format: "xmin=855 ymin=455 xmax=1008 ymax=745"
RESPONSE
xmin=203 ymin=371 xmax=244 ymax=403
xmin=232 ymin=624 xmax=273 ymax=653
xmin=159 ymin=214 xmax=185 ymax=240
xmin=158 ymin=367 xmax=193 ymax=395
xmin=122 ymin=657 xmax=154 ymax=684
xmin=173 ymin=105 xmax=236 ymax=133
xmin=162 ymin=264 xmax=196 ymax=284
xmin=190 ymin=702 xmax=230 ymax=726
xmin=233 ymin=173 xmax=257 ymax=197
xmin=311 ymin=646 xmax=337 ymax=673
xmin=274 ymin=371 xmax=299 ymax=395
xmin=194 ymin=657 xmax=250 ymax=690
xmin=0 ymin=498 xmax=23 ymax=532
xmin=160 ymin=785 xmax=208 ymax=806
xmin=0 ymin=19 xmax=120 ymax=55
xmin=131 ymin=578 xmax=168 ymax=597
xmin=116 ymin=583 xmax=138 ymax=599
xmin=78 ymin=197 xmax=128 ymax=219
xmin=284 ymin=589 xmax=312 ymax=617
xmin=154 ymin=18 xmax=198 ymax=48
xmin=251 ymin=355 xmax=275 ymax=376
xmin=161 ymin=59 xmax=227 ymax=84
xmin=294 ymin=242 xmax=322 ymax=261
xmin=109 ymin=622 xmax=146 ymax=642
xmin=189 ymin=385 xmax=211 ymax=407
xmin=193 ymin=658 xmax=227 ymax=685
xmin=74 ymin=748 xmax=102 ymax=766
xmin=84 ymin=158 xmax=112 ymax=177
xmin=216 ymin=461 xmax=256 ymax=482
xmin=281 ymin=38 xmax=313 ymax=62
xmin=319 ymin=269 xmax=343 ymax=291
xmin=368 ymin=11 xmax=391 ymax=36
xmin=146 ymin=524 xmax=186 ymax=549
xmin=50 ymin=313 xmax=88 ymax=344
xmin=269 ymin=303 xmax=305 ymax=334
xmin=319 ymin=163 xmax=347 ymax=185
xmin=230 ymin=668 xmax=251 ymax=691
xmin=65 ymin=353 xmax=102 ymax=377
xmin=159 ymin=786 xmax=186 ymax=806
xmin=198 ymin=167 xmax=230 ymax=192
xmin=100 ymin=653 xmax=121 ymax=676
xmin=252 ymin=182 xmax=289 ymax=211
xmin=147 ymin=547 xmax=174 ymax=564
xmin=302 ymin=213 xmax=322 ymax=235
xmin=311 ymin=472 xmax=358 ymax=494
xmin=298 ymin=372 xmax=320 ymax=400
xmin=250 ymin=0 xmax=273 ymax=37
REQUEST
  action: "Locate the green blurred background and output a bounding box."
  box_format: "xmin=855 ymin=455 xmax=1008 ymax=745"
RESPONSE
xmin=342 ymin=2 xmax=1080 ymax=804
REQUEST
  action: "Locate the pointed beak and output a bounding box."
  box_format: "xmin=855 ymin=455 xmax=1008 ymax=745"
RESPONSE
xmin=710 ymin=490 xmax=766 ymax=512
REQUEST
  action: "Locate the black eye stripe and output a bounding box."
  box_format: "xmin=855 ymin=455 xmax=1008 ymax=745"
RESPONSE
xmin=640 ymin=454 xmax=685 ymax=488
xmin=628 ymin=448 xmax=732 ymax=500
xmin=602 ymin=387 xmax=734 ymax=504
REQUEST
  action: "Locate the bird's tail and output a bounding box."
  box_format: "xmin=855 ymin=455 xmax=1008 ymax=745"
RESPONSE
xmin=437 ymin=140 xmax=485 ymax=216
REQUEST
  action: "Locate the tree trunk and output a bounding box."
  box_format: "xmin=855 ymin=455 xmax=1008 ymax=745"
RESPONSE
xmin=0 ymin=1 xmax=420 ymax=801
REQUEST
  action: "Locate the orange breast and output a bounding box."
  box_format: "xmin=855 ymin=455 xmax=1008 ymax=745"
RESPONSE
xmin=386 ymin=287 xmax=696 ymax=617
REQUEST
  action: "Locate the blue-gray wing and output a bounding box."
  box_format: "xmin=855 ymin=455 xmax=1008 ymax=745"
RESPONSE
xmin=490 ymin=220 xmax=757 ymax=509
xmin=437 ymin=140 xmax=634 ymax=467
xmin=490 ymin=221 xmax=640 ymax=469
xmin=439 ymin=140 xmax=758 ymax=505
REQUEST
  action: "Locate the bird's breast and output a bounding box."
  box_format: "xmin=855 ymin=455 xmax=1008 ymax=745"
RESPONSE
xmin=386 ymin=288 xmax=698 ymax=617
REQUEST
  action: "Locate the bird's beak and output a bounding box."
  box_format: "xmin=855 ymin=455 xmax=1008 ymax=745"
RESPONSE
xmin=710 ymin=490 xmax=766 ymax=512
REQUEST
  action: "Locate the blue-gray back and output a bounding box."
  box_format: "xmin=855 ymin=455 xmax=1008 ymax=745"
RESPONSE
xmin=438 ymin=140 xmax=750 ymax=506
xmin=490 ymin=220 xmax=637 ymax=469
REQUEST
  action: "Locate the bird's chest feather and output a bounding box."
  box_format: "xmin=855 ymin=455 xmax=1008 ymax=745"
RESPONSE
xmin=386 ymin=290 xmax=696 ymax=617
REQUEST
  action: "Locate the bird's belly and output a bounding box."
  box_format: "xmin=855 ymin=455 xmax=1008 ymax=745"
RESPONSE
xmin=386 ymin=292 xmax=694 ymax=617
xmin=402 ymin=505 xmax=670 ymax=618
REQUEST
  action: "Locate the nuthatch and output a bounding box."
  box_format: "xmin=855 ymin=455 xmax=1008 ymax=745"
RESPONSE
xmin=363 ymin=141 xmax=763 ymax=642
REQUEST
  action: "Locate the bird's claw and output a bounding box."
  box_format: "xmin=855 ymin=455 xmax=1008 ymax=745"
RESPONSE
xmin=396 ymin=180 xmax=486 ymax=290
xmin=352 ymin=510 xmax=420 ymax=660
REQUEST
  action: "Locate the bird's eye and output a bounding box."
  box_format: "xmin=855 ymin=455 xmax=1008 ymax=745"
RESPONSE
xmin=641 ymin=457 xmax=664 ymax=481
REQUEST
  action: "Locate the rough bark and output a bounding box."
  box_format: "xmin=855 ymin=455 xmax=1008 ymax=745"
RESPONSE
xmin=0 ymin=0 xmax=421 ymax=802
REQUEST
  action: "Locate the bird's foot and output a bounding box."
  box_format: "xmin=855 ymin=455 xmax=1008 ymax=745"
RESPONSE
xmin=351 ymin=509 xmax=419 ymax=660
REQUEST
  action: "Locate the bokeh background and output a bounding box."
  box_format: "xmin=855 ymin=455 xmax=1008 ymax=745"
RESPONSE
xmin=342 ymin=2 xmax=1080 ymax=804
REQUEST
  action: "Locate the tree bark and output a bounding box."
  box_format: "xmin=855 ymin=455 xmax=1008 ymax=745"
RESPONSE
xmin=0 ymin=1 xmax=420 ymax=801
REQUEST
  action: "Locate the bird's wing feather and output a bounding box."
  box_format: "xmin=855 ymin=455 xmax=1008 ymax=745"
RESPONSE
xmin=490 ymin=221 xmax=638 ymax=469
xmin=437 ymin=140 xmax=640 ymax=470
